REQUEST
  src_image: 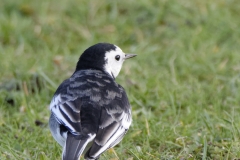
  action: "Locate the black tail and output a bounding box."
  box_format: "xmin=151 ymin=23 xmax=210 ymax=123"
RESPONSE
xmin=62 ymin=133 xmax=89 ymax=160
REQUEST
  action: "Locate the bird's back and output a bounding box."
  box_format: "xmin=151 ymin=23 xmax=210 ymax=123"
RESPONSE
xmin=49 ymin=69 xmax=132 ymax=159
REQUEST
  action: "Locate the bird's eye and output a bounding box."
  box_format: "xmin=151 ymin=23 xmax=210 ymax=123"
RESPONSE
xmin=115 ymin=55 xmax=120 ymax=61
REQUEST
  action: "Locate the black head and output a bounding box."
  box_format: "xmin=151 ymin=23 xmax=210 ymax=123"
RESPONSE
xmin=76 ymin=43 xmax=116 ymax=71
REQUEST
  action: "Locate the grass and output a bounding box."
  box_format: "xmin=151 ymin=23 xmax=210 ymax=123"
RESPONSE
xmin=1 ymin=0 xmax=240 ymax=159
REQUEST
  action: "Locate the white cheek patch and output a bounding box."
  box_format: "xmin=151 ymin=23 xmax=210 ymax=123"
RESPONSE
xmin=104 ymin=46 xmax=125 ymax=78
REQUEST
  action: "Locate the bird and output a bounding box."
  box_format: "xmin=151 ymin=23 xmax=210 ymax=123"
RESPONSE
xmin=49 ymin=42 xmax=137 ymax=160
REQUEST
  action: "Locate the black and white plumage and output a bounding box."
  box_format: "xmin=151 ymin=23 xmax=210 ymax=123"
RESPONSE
xmin=49 ymin=43 xmax=136 ymax=160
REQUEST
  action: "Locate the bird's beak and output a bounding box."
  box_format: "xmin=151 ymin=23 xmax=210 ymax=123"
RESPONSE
xmin=124 ymin=54 xmax=137 ymax=60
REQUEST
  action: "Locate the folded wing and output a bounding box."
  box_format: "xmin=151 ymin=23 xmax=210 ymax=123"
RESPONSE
xmin=85 ymin=105 xmax=132 ymax=159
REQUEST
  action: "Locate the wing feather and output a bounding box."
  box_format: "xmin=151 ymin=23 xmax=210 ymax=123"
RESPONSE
xmin=86 ymin=106 xmax=132 ymax=158
xmin=50 ymin=95 xmax=81 ymax=135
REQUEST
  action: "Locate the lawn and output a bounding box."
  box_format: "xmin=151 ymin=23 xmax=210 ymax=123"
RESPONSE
xmin=1 ymin=0 xmax=240 ymax=159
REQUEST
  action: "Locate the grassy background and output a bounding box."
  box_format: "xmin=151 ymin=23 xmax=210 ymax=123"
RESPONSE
xmin=1 ymin=0 xmax=240 ymax=159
